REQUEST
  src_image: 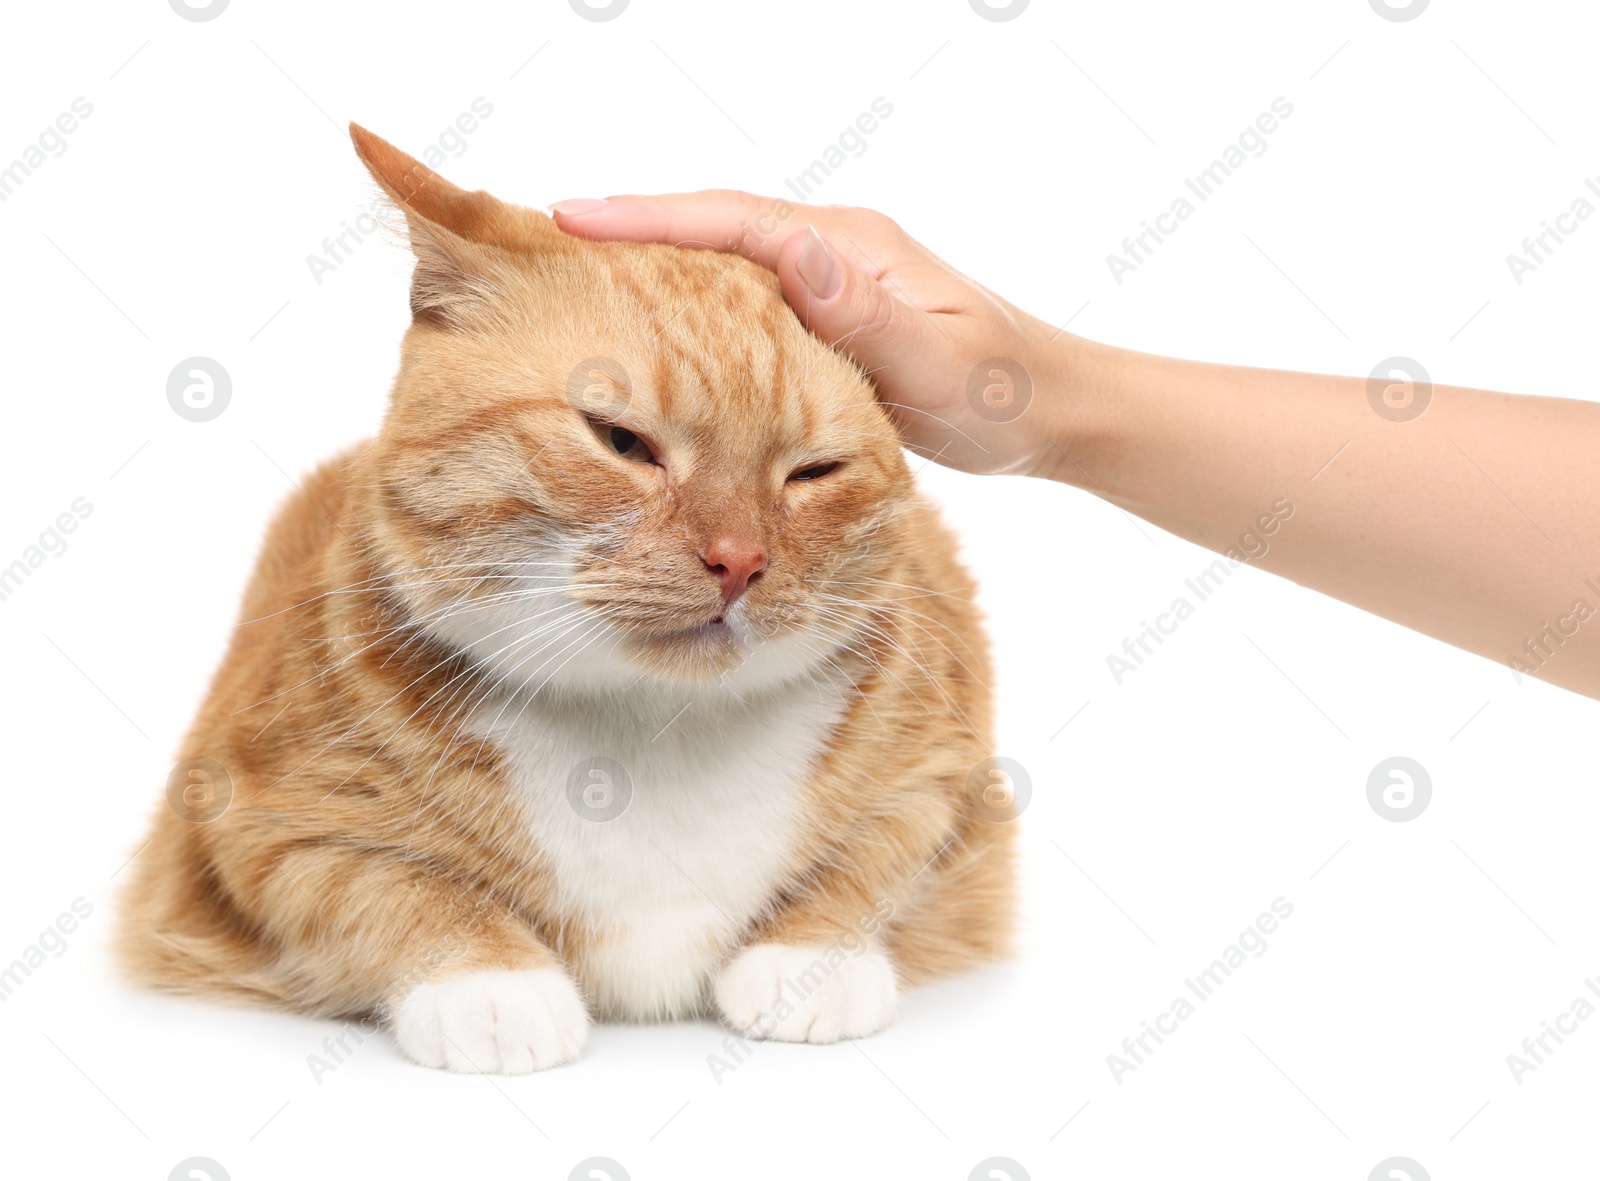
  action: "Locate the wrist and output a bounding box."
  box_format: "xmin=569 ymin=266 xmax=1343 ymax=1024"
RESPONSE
xmin=1021 ymin=329 xmax=1132 ymax=490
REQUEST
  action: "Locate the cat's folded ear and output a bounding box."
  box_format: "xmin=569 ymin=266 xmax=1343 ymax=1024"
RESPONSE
xmin=349 ymin=122 xmax=561 ymax=327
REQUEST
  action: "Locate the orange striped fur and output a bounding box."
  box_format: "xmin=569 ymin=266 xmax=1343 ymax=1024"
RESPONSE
xmin=116 ymin=127 xmax=1014 ymax=1070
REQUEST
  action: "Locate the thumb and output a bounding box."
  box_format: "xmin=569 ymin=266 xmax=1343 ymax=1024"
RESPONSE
xmin=773 ymin=226 xmax=920 ymax=371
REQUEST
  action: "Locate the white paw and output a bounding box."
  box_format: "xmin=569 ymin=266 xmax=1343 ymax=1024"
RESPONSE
xmin=713 ymin=942 xmax=897 ymax=1044
xmin=392 ymin=967 xmax=590 ymax=1073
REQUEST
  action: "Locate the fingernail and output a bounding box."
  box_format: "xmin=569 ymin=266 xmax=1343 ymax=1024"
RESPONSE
xmin=550 ymin=198 xmax=609 ymax=216
xmin=797 ymin=225 xmax=843 ymax=300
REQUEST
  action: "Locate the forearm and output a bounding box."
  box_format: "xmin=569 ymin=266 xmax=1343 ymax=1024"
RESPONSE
xmin=1044 ymin=337 xmax=1600 ymax=698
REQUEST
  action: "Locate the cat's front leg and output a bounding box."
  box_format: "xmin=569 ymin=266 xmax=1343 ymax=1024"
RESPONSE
xmin=710 ymin=879 xmax=905 ymax=1045
xmin=713 ymin=938 xmax=899 ymax=1044
xmin=391 ymin=965 xmax=589 ymax=1074
xmin=376 ymin=905 xmax=590 ymax=1073
xmin=225 ymin=839 xmax=590 ymax=1073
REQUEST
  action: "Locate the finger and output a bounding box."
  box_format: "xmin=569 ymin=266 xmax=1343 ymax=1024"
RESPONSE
xmin=551 ymin=190 xmax=905 ymax=272
xmin=773 ymin=226 xmax=927 ymax=372
xmin=550 ymin=190 xmax=802 ymax=266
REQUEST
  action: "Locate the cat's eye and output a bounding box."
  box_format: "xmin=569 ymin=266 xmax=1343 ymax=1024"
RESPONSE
xmin=586 ymin=416 xmax=658 ymax=465
xmin=788 ymin=462 xmax=839 ymax=482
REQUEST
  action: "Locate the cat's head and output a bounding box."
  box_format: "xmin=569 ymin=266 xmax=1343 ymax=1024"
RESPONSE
xmin=350 ymin=126 xmax=916 ymax=695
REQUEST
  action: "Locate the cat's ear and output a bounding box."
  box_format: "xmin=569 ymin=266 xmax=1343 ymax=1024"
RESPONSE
xmin=349 ymin=123 xmax=554 ymax=326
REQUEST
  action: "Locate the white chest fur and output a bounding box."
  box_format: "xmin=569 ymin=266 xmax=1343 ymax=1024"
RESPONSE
xmin=469 ymin=676 xmax=849 ymax=1019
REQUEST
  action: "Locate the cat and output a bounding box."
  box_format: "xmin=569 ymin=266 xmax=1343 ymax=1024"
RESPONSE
xmin=116 ymin=125 xmax=1015 ymax=1073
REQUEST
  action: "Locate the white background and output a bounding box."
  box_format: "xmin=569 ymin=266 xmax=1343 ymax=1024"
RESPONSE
xmin=2 ymin=1 xmax=1597 ymax=1178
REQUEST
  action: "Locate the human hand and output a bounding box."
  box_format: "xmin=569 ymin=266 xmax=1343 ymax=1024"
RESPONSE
xmin=551 ymin=191 xmax=1078 ymax=478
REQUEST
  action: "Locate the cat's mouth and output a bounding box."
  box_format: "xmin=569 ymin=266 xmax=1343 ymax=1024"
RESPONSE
xmin=607 ymin=613 xmax=744 ymax=681
xmin=627 ymin=613 xmax=747 ymax=657
xmin=664 ymin=616 xmax=733 ymax=643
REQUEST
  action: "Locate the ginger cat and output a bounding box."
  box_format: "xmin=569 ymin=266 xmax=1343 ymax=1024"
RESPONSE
xmin=117 ymin=126 xmax=1014 ymax=1072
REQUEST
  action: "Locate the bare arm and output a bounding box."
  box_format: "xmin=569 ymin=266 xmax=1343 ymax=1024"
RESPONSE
xmin=552 ymin=192 xmax=1600 ymax=698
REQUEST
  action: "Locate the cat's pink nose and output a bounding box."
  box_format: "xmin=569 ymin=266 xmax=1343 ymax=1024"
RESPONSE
xmin=700 ymin=538 xmax=767 ymax=606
